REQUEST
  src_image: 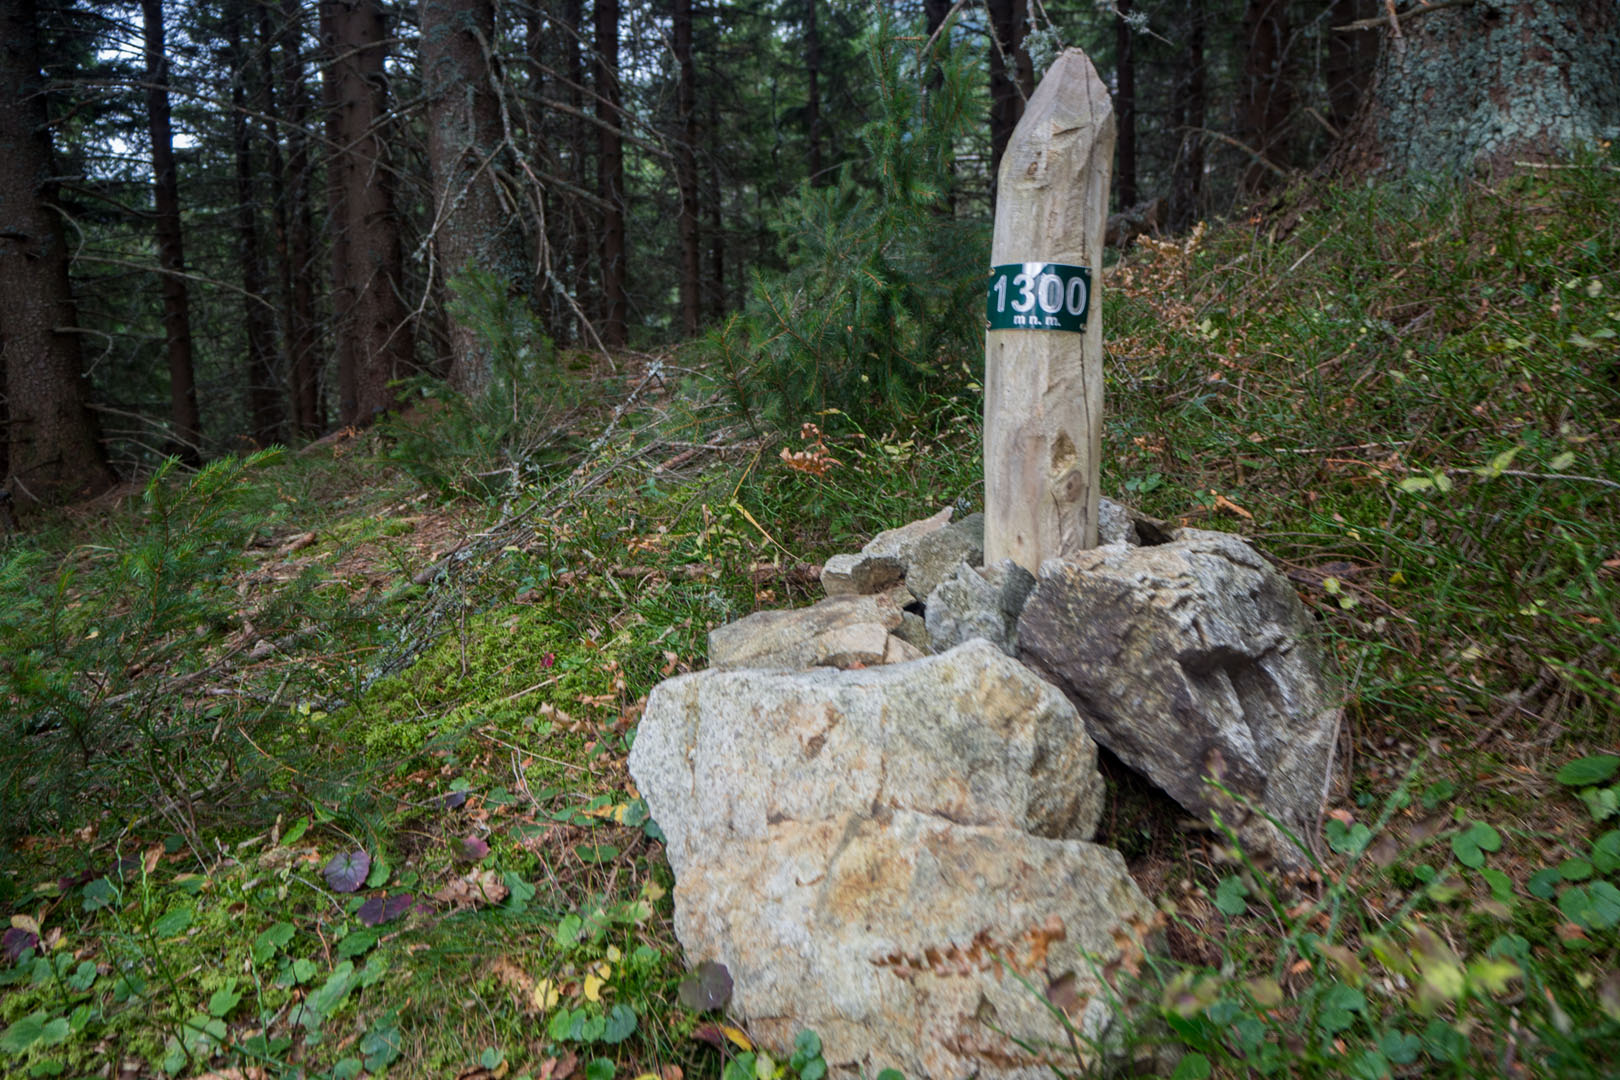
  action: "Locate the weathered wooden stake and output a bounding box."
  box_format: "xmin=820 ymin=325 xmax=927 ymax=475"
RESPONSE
xmin=984 ymin=49 xmax=1115 ymax=573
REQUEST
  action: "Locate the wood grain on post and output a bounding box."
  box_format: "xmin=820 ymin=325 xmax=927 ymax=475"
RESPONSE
xmin=984 ymin=49 xmax=1115 ymax=573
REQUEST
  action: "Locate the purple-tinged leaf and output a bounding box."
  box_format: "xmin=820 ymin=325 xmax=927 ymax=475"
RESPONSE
xmin=435 ymin=790 xmax=468 ymax=810
xmin=458 ymin=835 xmax=490 ymax=862
xmin=323 ymin=850 xmax=371 ymax=893
xmin=2 ymin=928 xmax=39 ymax=965
xmin=677 ymin=960 xmax=732 ymax=1012
xmin=357 ymin=893 xmax=415 ymax=927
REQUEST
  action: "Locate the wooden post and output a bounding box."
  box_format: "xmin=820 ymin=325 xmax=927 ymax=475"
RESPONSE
xmin=984 ymin=49 xmax=1115 ymax=573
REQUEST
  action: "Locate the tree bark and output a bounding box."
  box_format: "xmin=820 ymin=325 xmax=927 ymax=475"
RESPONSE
xmin=674 ymin=0 xmax=701 ymax=337
xmin=1325 ymin=0 xmax=1378 ymax=136
xmin=277 ymin=0 xmax=322 ymax=436
xmin=320 ymin=0 xmax=414 ymax=424
xmin=230 ymin=2 xmax=283 ymax=447
xmin=1170 ymin=0 xmax=1206 ymax=232
xmin=1115 ymin=0 xmax=1136 ymax=209
xmin=706 ymin=95 xmax=726 ymax=321
xmin=142 ymin=0 xmax=202 ymax=464
xmin=0 ymin=0 xmax=114 ymax=501
xmin=422 ymin=0 xmax=528 ymax=395
xmin=1241 ymin=0 xmax=1293 ymax=192
xmin=986 ymin=0 xmax=1030 ymax=198
xmin=805 ymin=0 xmax=824 ymax=186
xmin=594 ymin=0 xmax=627 ymax=347
xmin=563 ymin=0 xmax=592 ymax=340
xmin=1342 ymin=0 xmax=1620 ymax=178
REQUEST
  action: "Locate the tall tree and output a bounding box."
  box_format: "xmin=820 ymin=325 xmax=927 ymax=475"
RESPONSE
xmin=141 ymin=0 xmax=202 ymax=463
xmin=0 ymin=0 xmax=114 ymax=501
xmin=275 ymin=0 xmax=322 ymax=436
xmin=594 ymin=0 xmax=627 ymax=346
xmin=986 ymin=0 xmax=1029 ymax=189
xmin=228 ymin=1 xmax=282 ymax=446
xmin=1115 ymin=0 xmax=1137 ymax=208
xmin=1241 ymin=0 xmax=1293 ymax=191
xmin=673 ymin=0 xmax=701 ymax=337
xmin=805 ymin=0 xmax=823 ymax=186
xmin=1170 ymin=0 xmax=1207 ymax=231
xmin=1338 ymin=0 xmax=1620 ymax=177
xmin=421 ymin=0 xmax=528 ymax=393
xmin=321 ymin=0 xmax=413 ymax=424
xmin=563 ymin=0 xmax=593 ymax=339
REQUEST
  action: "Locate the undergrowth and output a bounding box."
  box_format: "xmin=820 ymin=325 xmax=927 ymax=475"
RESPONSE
xmin=1 ymin=158 xmax=1617 ymax=1078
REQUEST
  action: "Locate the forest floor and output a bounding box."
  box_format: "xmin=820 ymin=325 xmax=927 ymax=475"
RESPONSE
xmin=3 ymin=158 xmax=1619 ymax=1080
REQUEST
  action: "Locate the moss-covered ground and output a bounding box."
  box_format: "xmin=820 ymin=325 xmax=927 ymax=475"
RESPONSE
xmin=2 ymin=158 xmax=1618 ymax=1078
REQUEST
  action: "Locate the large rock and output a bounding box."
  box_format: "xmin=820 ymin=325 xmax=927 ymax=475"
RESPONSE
xmin=821 ymin=507 xmax=954 ymax=597
xmin=1018 ymin=529 xmax=1336 ymax=866
xmin=708 ymin=586 xmax=913 ymax=671
xmin=629 ymin=641 xmax=1141 ymax=1078
xmin=672 ymin=810 xmax=1154 ymax=1080
xmin=632 ymin=641 xmax=1105 ymax=873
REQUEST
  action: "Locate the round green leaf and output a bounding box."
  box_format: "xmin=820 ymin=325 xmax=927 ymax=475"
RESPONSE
xmin=1170 ymin=1052 xmax=1212 ymax=1080
xmin=1559 ymin=858 xmax=1594 ymax=882
xmin=1557 ymin=755 xmax=1620 ymax=786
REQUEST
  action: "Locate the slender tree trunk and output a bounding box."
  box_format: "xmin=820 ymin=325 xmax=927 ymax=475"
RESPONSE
xmin=1115 ymin=0 xmax=1137 ymax=208
xmin=986 ymin=0 xmax=1029 ymax=195
xmin=142 ymin=0 xmax=202 ymax=464
xmin=923 ymin=0 xmax=954 ymax=214
xmin=564 ymin=0 xmax=592 ymax=340
xmin=0 ymin=0 xmax=114 ymax=501
xmin=805 ymin=0 xmax=824 ymax=186
xmin=1241 ymin=0 xmax=1292 ymax=192
xmin=673 ymin=0 xmax=701 ymax=337
xmin=1325 ymin=0 xmax=1377 ymax=136
xmin=321 ymin=0 xmax=414 ymax=424
xmin=1171 ymin=0 xmax=1206 ymax=232
xmin=594 ymin=0 xmax=627 ymax=346
xmin=706 ymin=95 xmax=725 ymax=322
xmin=230 ymin=3 xmax=282 ymax=447
xmin=278 ymin=0 xmax=322 ymax=436
xmin=422 ymin=0 xmax=527 ymax=395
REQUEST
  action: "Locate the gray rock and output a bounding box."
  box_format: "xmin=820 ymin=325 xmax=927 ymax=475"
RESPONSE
xmin=1018 ymin=529 xmax=1336 ymax=867
xmin=894 ymin=611 xmax=931 ymax=653
xmin=1097 ymin=497 xmax=1134 ymax=546
xmin=859 ymin=505 xmax=953 ymax=561
xmin=820 ymin=552 xmax=904 ymax=597
xmin=671 ymin=810 xmax=1154 ymax=1080
xmin=901 ymin=512 xmax=985 ymax=602
xmin=629 ymin=641 xmax=1137 ymax=1078
xmin=925 ymin=560 xmax=1038 ymax=656
xmin=708 ymin=586 xmax=911 ymax=671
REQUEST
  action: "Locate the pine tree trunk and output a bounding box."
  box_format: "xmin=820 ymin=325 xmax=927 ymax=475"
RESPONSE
xmin=230 ymin=3 xmax=283 ymax=447
xmin=706 ymin=96 xmax=726 ymax=321
xmin=321 ymin=0 xmax=413 ymax=424
xmin=277 ymin=0 xmax=322 ymax=436
xmin=564 ymin=0 xmax=592 ymax=341
xmin=805 ymin=0 xmax=824 ymax=186
xmin=1115 ymin=0 xmax=1137 ymax=209
xmin=987 ymin=0 xmax=1029 ymax=197
xmin=674 ymin=0 xmax=701 ymax=337
xmin=1345 ymin=0 xmax=1620 ymax=177
xmin=142 ymin=0 xmax=202 ymax=464
xmin=1241 ymin=0 xmax=1292 ymax=191
xmin=0 ymin=0 xmax=114 ymax=501
xmin=1170 ymin=0 xmax=1206 ymax=232
xmin=594 ymin=0 xmax=627 ymax=347
xmin=422 ymin=0 xmax=527 ymax=395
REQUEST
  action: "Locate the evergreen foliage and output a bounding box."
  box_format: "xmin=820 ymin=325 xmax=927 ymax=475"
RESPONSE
xmin=701 ymin=12 xmax=987 ymax=431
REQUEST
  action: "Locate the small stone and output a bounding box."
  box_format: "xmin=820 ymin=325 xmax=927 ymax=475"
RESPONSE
xmin=902 ymin=512 xmax=985 ymax=602
xmin=708 ymin=586 xmax=910 ymax=671
xmin=821 ymin=552 xmax=905 ymax=597
xmin=859 ymin=506 xmax=954 ymax=561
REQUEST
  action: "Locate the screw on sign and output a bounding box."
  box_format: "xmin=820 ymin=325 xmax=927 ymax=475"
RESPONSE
xmin=983 ymin=49 xmax=1115 ymax=573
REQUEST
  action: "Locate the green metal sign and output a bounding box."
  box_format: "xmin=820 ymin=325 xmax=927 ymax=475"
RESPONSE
xmin=985 ymin=262 xmax=1091 ymax=332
